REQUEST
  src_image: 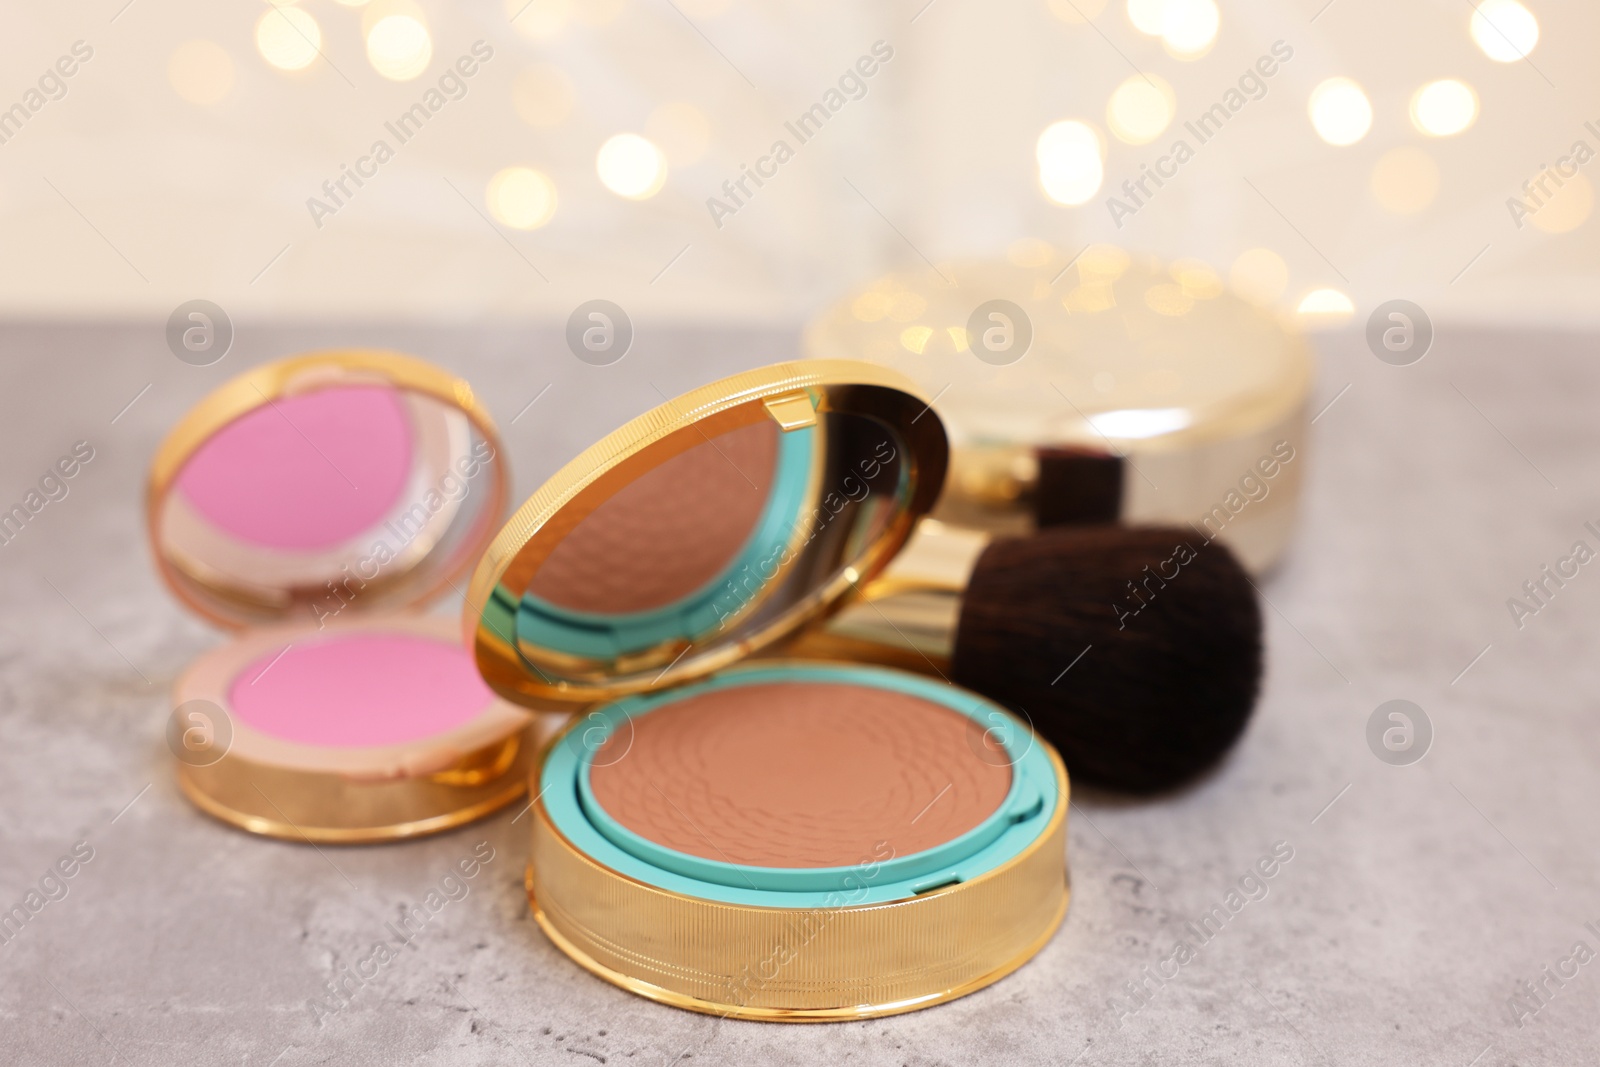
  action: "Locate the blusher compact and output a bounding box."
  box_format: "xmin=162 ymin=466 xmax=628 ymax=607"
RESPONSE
xmin=148 ymin=350 xmax=534 ymax=842
xmin=465 ymin=360 xmax=1070 ymax=1020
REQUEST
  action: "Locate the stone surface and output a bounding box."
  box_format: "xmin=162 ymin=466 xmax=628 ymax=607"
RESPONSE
xmin=0 ymin=321 xmax=1594 ymax=1065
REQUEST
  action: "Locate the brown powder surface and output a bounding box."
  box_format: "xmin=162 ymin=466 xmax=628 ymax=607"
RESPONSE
xmin=528 ymin=421 xmax=778 ymax=615
xmin=587 ymin=681 xmax=1012 ymax=868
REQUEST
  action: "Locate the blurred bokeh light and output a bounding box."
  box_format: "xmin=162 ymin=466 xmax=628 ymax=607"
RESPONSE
xmin=1309 ymin=78 xmax=1372 ymax=146
xmin=1471 ymin=0 xmax=1540 ymax=61
xmin=487 ymin=167 xmax=559 ymax=230
xmin=1107 ymin=75 xmax=1176 ymax=146
xmin=1159 ymin=0 xmax=1219 ymax=59
xmin=254 ymin=7 xmax=321 ymax=72
xmin=1371 ymin=147 xmax=1441 ymax=214
xmin=1411 ymin=79 xmax=1479 ymax=137
xmin=596 ymin=134 xmax=669 ymax=200
xmin=167 ymin=41 xmax=235 ymax=106
xmin=1037 ymin=120 xmax=1104 ymax=206
xmin=366 ymin=15 xmax=433 ymax=81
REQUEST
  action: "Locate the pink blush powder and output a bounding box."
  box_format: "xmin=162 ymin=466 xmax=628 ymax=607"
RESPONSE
xmin=228 ymin=632 xmax=495 ymax=748
xmin=176 ymin=385 xmax=414 ymax=551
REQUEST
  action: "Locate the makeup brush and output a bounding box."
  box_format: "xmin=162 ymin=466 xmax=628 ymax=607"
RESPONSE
xmin=786 ymin=520 xmax=1262 ymax=793
xmin=935 ymin=444 xmax=1125 ymax=531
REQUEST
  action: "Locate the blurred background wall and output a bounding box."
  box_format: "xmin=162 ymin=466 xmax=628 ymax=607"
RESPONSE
xmin=1 ymin=0 xmax=1593 ymax=326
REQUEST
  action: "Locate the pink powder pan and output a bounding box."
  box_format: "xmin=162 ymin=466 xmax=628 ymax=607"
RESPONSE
xmin=171 ymin=615 xmax=539 ymax=841
xmin=178 ymin=615 xmax=528 ymax=778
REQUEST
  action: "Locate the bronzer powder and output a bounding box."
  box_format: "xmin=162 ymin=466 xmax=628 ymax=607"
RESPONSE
xmin=176 ymin=385 xmax=414 ymax=551
xmin=228 ymin=631 xmax=495 ymax=748
xmin=527 ymin=420 xmax=779 ymax=615
xmin=587 ymin=681 xmax=1012 ymax=868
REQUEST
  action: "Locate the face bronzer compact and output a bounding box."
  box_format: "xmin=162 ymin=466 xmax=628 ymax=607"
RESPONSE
xmin=465 ymin=360 xmax=1070 ymax=1020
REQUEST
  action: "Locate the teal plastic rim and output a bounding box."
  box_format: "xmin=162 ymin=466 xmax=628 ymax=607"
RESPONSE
xmin=514 ymin=426 xmax=816 ymax=659
xmin=540 ymin=662 xmax=1058 ymax=907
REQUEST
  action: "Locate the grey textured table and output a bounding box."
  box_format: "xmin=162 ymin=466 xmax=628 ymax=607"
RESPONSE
xmin=1 ymin=321 xmax=1595 ymax=1066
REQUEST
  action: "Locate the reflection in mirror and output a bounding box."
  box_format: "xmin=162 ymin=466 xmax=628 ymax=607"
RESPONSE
xmin=528 ymin=420 xmax=782 ymax=615
xmin=160 ymin=384 xmax=498 ymax=622
xmin=517 ymin=418 xmax=800 ymax=661
xmin=514 ymin=409 xmax=907 ymax=678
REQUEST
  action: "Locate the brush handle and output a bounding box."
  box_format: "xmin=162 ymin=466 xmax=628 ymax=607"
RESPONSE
xmin=777 ymin=623 xmax=954 ymax=677
xmin=871 ymin=518 xmax=990 ymax=590
xmin=1034 ymin=446 xmax=1123 ymax=526
xmin=935 ymin=443 xmax=1124 ymax=532
xmin=775 ymin=519 xmax=986 ymax=674
xmin=778 ymin=581 xmax=958 ymax=676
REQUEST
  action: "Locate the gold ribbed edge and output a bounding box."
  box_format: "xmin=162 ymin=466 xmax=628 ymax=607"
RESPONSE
xmin=464 ymin=360 xmax=947 ymax=712
xmin=146 ymin=349 xmax=508 ymax=631
xmin=176 ymin=729 xmax=534 ymax=844
xmin=526 ymin=742 xmax=1070 ymax=1020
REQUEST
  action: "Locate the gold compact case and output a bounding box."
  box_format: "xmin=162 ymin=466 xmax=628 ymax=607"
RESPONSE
xmin=805 ymin=250 xmax=1315 ymax=574
xmin=465 ymin=360 xmax=1070 ymax=1021
xmin=148 ymin=349 xmax=533 ymax=842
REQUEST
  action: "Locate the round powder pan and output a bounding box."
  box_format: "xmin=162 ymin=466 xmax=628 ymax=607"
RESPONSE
xmin=529 ymin=663 xmax=1066 ymax=1019
xmin=568 ymin=666 xmax=1051 ymax=895
xmin=174 ymin=615 xmax=534 ymax=842
xmin=465 ymin=361 xmax=1071 ymax=1019
xmin=148 ymin=350 xmax=533 ymax=842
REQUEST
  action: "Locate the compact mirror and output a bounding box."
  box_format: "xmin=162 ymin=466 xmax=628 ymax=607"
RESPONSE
xmin=149 ymin=351 xmax=508 ymax=628
xmin=466 ymin=361 xmax=947 ymax=710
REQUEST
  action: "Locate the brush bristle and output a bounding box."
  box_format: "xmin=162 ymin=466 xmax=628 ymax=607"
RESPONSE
xmin=950 ymin=526 xmax=1262 ymax=793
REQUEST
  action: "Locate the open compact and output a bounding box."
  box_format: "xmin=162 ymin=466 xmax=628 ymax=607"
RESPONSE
xmin=147 ymin=349 xmax=533 ymax=842
xmin=465 ymin=360 xmax=1069 ymax=1021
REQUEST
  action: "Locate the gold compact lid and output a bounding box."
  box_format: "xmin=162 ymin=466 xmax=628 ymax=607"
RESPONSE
xmin=804 ymin=250 xmax=1313 ymax=454
xmin=464 ymin=360 xmax=947 ymax=712
xmin=148 ymin=349 xmax=508 ymax=630
xmin=804 ymin=252 xmax=1315 ymax=572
